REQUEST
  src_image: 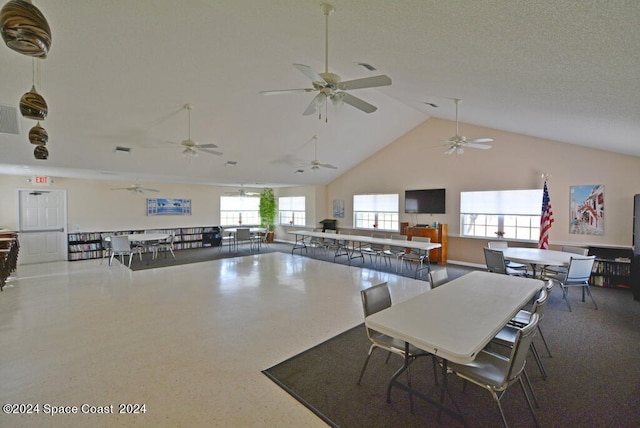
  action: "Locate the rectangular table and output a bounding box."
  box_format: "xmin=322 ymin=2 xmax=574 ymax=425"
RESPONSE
xmin=365 ymin=271 xmax=543 ymax=418
xmin=288 ymin=230 xmax=441 ymax=267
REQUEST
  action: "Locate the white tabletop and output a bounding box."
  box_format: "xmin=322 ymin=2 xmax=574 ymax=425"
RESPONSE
xmin=366 ymin=271 xmax=543 ymax=364
xmin=500 ymin=247 xmax=574 ymax=267
xmin=225 ymin=228 xmax=265 ymax=234
xmin=289 ymin=230 xmax=441 ymax=251
xmin=106 ymin=233 xmax=169 ymax=242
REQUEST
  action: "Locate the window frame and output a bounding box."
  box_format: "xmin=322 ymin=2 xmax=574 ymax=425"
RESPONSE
xmin=353 ymin=194 xmax=400 ymax=232
xmin=459 ymin=189 xmax=542 ymax=241
xmin=278 ymin=196 xmax=306 ymax=226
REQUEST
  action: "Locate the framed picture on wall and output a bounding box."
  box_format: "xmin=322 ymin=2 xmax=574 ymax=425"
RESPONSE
xmin=147 ymin=198 xmax=191 ymax=216
xmin=569 ymin=185 xmax=604 ymax=235
xmin=333 ymin=199 xmax=344 ymax=218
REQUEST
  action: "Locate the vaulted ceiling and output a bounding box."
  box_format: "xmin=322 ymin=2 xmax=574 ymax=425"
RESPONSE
xmin=1 ymin=1 xmax=638 ymax=189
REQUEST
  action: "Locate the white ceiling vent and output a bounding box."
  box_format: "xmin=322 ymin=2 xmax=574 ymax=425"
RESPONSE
xmin=0 ymin=104 xmax=20 ymax=135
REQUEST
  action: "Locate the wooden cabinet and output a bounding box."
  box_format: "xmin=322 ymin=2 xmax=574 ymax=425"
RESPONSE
xmin=406 ymin=224 xmax=448 ymax=264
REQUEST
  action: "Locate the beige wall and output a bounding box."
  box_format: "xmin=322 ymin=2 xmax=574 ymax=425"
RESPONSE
xmin=325 ymin=118 xmax=640 ymax=263
xmin=2 ymin=117 xmax=639 ymax=265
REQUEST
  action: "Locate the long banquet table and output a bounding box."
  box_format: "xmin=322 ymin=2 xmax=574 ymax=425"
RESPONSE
xmin=365 ymin=270 xmax=544 ymax=418
xmin=288 ymin=229 xmax=441 ymax=265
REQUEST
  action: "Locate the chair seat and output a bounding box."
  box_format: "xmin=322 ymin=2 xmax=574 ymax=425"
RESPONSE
xmin=449 ymin=350 xmax=511 ymax=389
xmin=370 ymin=331 xmax=428 ymax=356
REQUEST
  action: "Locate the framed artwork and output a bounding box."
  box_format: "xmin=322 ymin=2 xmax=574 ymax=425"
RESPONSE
xmin=146 ymin=198 xmax=191 ymax=216
xmin=569 ymin=185 xmax=604 ymax=235
xmin=333 ymin=199 xmax=344 ymax=218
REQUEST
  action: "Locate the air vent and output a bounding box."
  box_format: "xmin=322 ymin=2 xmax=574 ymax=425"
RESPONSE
xmin=114 ymin=146 xmax=131 ymax=154
xmin=0 ymin=104 xmax=20 ymax=134
xmin=225 ymin=161 xmax=237 ymax=167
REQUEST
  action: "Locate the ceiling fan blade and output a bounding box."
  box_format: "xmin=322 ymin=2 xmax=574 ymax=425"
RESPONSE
xmin=465 ymin=142 xmax=493 ymax=150
xmin=145 ymin=188 xmax=160 ymax=192
xmin=260 ymin=88 xmax=315 ymax=96
xmin=339 ymin=74 xmax=392 ymax=90
xmin=467 ymin=138 xmax=494 ymax=144
xmin=198 ymin=143 xmax=219 ymax=149
xmin=293 ymin=63 xmax=326 ymax=84
xmin=199 ymin=148 xmax=223 ymax=155
xmin=318 ymin=163 xmax=338 ymax=169
xmin=444 ymin=146 xmax=456 ymax=155
xmin=303 ymin=93 xmax=326 ymax=116
xmin=340 ymin=92 xmax=377 ymax=113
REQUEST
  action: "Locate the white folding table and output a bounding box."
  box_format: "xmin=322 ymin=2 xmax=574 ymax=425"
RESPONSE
xmin=365 ymin=271 xmax=543 ymax=420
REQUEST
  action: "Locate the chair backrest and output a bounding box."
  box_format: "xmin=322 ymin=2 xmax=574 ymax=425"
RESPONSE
xmin=361 ymin=282 xmax=391 ymax=318
xmin=429 ymin=268 xmax=449 ymax=288
xmin=324 ymin=229 xmax=337 ymax=234
xmin=236 ymin=228 xmax=251 ymax=240
xmin=565 ymin=256 xmax=596 ymax=283
xmin=530 ymin=287 xmax=549 ymax=320
xmin=111 ymin=235 xmax=131 ymax=252
xmin=484 ymin=247 xmax=507 ymax=274
xmin=370 ymin=233 xmax=387 ymax=250
xmin=487 ymin=241 xmax=508 ymax=249
xmin=389 ymin=234 xmax=407 ymax=252
xmin=562 ymin=245 xmax=588 ymax=256
xmin=412 ymin=236 xmax=431 ymax=243
xmin=507 ymin=313 xmax=539 ymax=382
xmin=101 ymin=234 xmax=112 ymax=249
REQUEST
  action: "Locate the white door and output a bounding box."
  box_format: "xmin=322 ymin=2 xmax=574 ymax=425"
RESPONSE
xmin=18 ymin=189 xmax=67 ymax=264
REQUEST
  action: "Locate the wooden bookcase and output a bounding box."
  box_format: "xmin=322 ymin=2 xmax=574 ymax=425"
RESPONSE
xmin=405 ymin=224 xmax=448 ymax=264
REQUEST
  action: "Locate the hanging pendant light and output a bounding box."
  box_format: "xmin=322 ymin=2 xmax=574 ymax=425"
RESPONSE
xmin=33 ymin=144 xmax=48 ymax=159
xmin=20 ymin=83 xmax=47 ymax=119
xmin=28 ymin=121 xmax=47 ymax=144
xmin=20 ymin=57 xmax=47 ymax=119
xmin=0 ymin=0 xmax=51 ymax=58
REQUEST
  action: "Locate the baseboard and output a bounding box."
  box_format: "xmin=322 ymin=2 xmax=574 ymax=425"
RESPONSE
xmin=446 ymin=260 xmax=486 ymax=269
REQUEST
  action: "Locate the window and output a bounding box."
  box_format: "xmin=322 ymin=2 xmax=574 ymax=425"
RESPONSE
xmin=460 ymin=189 xmax=542 ymax=240
xmin=353 ymin=194 xmax=399 ymax=231
xmin=220 ymin=196 xmax=259 ymax=226
xmin=278 ymin=196 xmax=306 ymax=226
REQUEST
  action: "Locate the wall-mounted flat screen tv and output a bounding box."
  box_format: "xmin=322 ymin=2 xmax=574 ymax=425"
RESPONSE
xmin=404 ymin=188 xmax=446 ymax=214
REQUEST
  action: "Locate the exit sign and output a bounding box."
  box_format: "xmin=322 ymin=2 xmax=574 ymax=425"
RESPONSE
xmin=32 ymin=176 xmax=51 ymax=185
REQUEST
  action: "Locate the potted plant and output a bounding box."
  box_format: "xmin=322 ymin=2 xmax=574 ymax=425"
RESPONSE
xmin=259 ymin=188 xmax=276 ymax=242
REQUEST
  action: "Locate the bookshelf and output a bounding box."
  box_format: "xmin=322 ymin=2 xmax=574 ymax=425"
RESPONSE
xmin=588 ymin=246 xmax=634 ymax=288
xmin=68 ymin=227 xmax=215 ymax=261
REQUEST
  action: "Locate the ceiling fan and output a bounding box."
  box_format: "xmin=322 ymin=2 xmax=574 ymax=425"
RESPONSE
xmin=111 ymin=183 xmax=159 ymax=194
xmin=260 ymin=3 xmax=392 ymax=121
xmin=224 ymin=184 xmax=260 ymax=197
xmin=299 ymin=135 xmax=337 ymax=171
xmin=164 ymin=104 xmax=222 ymax=158
xmin=443 ymin=98 xmax=493 ymax=155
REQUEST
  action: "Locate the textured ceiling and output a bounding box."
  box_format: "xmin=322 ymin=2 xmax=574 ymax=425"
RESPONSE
xmin=1 ymin=0 xmax=638 ymax=189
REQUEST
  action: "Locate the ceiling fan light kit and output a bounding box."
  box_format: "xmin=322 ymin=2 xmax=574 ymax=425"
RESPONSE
xmin=443 ymin=98 xmax=493 ymax=156
xmin=260 ymin=3 xmax=392 ymax=121
xmin=0 ymin=0 xmax=51 ymax=58
xmin=164 ymin=103 xmax=223 ymax=158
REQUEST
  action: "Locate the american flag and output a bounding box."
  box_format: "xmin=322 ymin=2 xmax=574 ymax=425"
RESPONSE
xmin=538 ymin=181 xmax=554 ymax=249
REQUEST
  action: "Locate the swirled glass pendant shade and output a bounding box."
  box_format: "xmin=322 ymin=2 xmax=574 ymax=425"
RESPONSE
xmin=0 ymin=0 xmax=51 ymax=58
xmin=28 ymin=121 xmax=47 ymax=144
xmin=20 ymin=84 xmax=47 ymax=120
xmin=33 ymin=144 xmax=48 ymax=159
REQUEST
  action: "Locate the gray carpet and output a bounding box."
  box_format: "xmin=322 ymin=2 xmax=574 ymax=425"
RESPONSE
xmin=264 ymin=281 xmax=640 ymax=427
